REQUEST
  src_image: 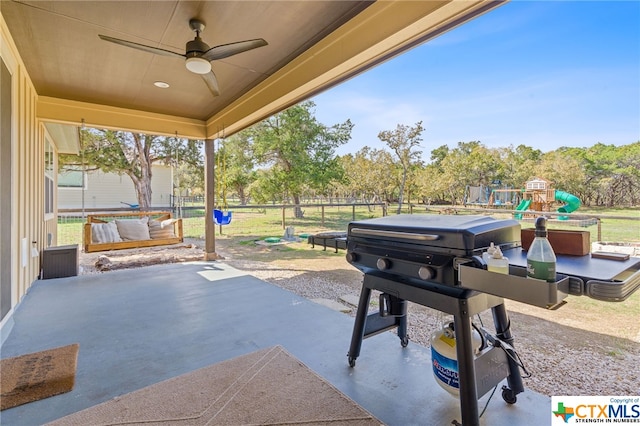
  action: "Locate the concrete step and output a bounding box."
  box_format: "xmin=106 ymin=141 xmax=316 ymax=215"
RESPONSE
xmin=311 ymin=298 xmax=351 ymax=313
xmin=339 ymin=294 xmax=361 ymax=307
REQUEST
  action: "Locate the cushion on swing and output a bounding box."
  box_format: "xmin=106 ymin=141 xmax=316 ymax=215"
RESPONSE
xmin=91 ymin=222 xmax=122 ymax=244
xmin=149 ymin=219 xmax=177 ymax=239
xmin=115 ymin=217 xmax=151 ymax=241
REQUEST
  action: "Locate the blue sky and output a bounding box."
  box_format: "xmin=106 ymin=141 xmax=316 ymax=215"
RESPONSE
xmin=311 ymin=1 xmax=640 ymax=160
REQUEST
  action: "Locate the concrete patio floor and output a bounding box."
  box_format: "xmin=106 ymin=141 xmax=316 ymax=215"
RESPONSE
xmin=0 ymin=261 xmax=550 ymax=425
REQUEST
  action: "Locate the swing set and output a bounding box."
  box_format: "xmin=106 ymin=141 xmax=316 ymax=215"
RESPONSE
xmin=213 ymin=137 xmax=232 ymax=232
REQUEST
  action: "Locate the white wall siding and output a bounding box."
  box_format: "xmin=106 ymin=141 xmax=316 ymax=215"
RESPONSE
xmin=1 ymin=13 xmax=49 ymax=328
xmin=58 ymin=164 xmax=173 ymax=209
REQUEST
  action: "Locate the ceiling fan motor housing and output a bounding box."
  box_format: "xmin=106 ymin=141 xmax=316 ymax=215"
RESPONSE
xmin=186 ymin=37 xmax=210 ymax=57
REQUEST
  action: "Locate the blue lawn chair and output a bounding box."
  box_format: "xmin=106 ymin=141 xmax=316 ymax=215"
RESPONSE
xmin=121 ymin=201 xmax=140 ymax=209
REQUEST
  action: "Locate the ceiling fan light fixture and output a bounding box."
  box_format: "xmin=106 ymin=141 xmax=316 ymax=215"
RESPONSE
xmin=98 ymin=18 xmax=268 ymax=97
xmin=185 ymin=57 xmax=211 ymax=74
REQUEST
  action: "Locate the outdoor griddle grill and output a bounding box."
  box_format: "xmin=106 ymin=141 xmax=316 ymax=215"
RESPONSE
xmin=345 ymin=214 xmax=640 ymax=426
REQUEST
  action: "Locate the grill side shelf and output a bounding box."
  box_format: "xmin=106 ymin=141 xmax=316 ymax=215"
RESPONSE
xmin=586 ymin=266 xmax=640 ymax=302
xmin=458 ymin=265 xmax=569 ymax=309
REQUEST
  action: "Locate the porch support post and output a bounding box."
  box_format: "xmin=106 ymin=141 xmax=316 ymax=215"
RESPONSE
xmin=204 ymin=138 xmax=220 ymax=260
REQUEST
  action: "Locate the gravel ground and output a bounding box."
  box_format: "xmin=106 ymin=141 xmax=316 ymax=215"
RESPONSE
xmin=220 ymin=252 xmax=640 ymax=398
xmin=80 ymin=239 xmax=640 ymax=398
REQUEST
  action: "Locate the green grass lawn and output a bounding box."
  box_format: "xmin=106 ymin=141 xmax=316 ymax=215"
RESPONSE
xmin=57 ymin=205 xmax=638 ymax=247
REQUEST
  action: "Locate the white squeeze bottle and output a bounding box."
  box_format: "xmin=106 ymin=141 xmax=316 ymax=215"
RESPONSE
xmin=526 ymin=217 xmax=557 ymax=282
xmin=482 ymin=242 xmax=497 ymax=264
xmin=486 ymin=245 xmax=509 ymax=274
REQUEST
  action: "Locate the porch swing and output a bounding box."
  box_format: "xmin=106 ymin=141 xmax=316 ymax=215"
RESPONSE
xmin=213 ymin=138 xmax=232 ymax=231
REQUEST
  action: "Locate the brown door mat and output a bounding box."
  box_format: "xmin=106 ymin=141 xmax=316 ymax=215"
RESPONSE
xmin=1 ymin=343 xmax=79 ymax=411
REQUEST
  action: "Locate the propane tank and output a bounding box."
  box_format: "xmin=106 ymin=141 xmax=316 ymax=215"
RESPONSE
xmin=431 ymin=321 xmax=483 ymax=397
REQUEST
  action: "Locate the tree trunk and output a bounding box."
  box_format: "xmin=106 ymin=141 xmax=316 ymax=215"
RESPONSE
xmin=125 ymin=133 xmax=154 ymax=210
xmin=128 ymin=160 xmax=152 ymax=210
xmin=397 ymin=170 xmax=407 ymax=214
xmin=293 ymin=194 xmax=304 ymax=218
xmin=130 ymin=175 xmax=152 ymax=209
xmin=238 ymin=187 xmax=247 ymax=205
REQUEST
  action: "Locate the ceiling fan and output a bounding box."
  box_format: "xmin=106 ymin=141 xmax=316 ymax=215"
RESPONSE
xmin=99 ymin=18 xmax=268 ymax=97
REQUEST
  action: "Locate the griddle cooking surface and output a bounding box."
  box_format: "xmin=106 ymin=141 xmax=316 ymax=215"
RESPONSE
xmin=504 ymin=247 xmax=640 ymax=281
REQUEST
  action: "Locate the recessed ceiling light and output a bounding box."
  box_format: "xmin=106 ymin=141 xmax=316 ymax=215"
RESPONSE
xmin=154 ymin=81 xmax=170 ymax=88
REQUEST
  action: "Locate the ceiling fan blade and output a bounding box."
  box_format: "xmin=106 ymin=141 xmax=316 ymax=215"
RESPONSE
xmin=99 ymin=35 xmax=185 ymax=59
xmin=201 ymin=71 xmax=220 ymax=97
xmin=201 ymin=39 xmax=268 ymax=61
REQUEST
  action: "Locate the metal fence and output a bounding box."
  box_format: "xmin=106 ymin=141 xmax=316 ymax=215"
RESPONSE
xmin=57 ymin=203 xmax=388 ymax=246
xmin=57 ymin=203 xmax=638 ymax=251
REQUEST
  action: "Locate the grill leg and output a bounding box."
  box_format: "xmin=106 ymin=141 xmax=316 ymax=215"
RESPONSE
xmin=492 ymin=303 xmax=524 ymax=398
xmin=397 ymin=305 xmax=408 ymax=346
xmin=347 ymin=285 xmax=372 ymax=366
xmin=381 ymin=295 xmax=408 ymax=346
xmin=453 ymin=307 xmax=480 ymax=426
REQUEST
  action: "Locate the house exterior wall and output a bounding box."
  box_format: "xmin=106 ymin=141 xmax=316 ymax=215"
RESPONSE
xmin=1 ymin=13 xmax=57 ymax=333
xmin=58 ymin=165 xmax=173 ymax=210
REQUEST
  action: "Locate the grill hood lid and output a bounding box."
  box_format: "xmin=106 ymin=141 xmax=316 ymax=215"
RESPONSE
xmin=348 ymin=214 xmax=521 ymax=256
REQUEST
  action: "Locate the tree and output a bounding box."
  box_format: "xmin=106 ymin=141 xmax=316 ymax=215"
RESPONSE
xmin=339 ymin=147 xmax=397 ymax=204
xmin=248 ymin=169 xmax=285 ymax=204
xmin=429 ymin=141 xmax=482 ymax=204
xmin=60 ymin=129 xmax=203 ymax=209
xmin=216 ymin=134 xmax=256 ymax=206
xmin=533 ymin=151 xmax=586 ymax=202
xmin=435 ymin=149 xmax=467 ymax=205
xmin=249 ymin=101 xmax=353 ymax=217
xmin=378 ymin=121 xmax=425 ymax=213
xmin=430 ymin=144 xmax=449 ymax=169
xmin=174 ymin=161 xmax=204 ymax=198
xmin=610 ymin=142 xmax=640 ymax=206
xmin=497 ymin=144 xmax=543 ymax=189
xmin=559 ymin=142 xmax=640 ymax=207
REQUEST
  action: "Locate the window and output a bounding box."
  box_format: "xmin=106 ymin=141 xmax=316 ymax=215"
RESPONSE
xmin=526 ymin=180 xmax=546 ymax=191
xmin=44 ymin=139 xmax=54 ymax=215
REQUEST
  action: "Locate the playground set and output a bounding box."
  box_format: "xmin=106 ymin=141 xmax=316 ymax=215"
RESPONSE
xmin=514 ymin=177 xmax=581 ymax=220
xmin=464 ymin=177 xmax=582 ymax=220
